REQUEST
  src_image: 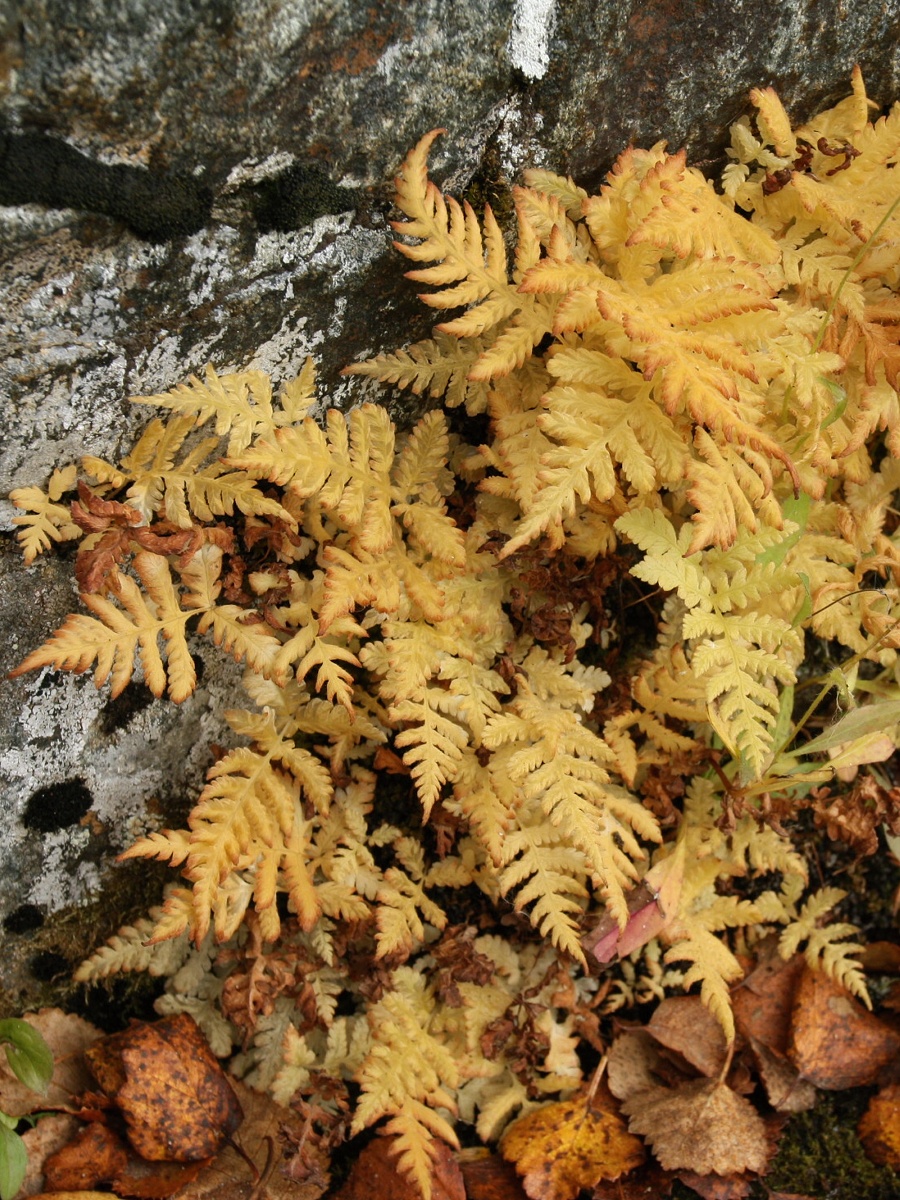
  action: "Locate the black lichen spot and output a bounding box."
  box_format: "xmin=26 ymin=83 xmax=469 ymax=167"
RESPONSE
xmin=3 ymin=903 xmax=44 ymax=934
xmin=29 ymin=950 xmax=70 ymax=981
xmin=96 ymin=687 xmax=154 ymax=736
xmin=253 ymin=161 xmax=357 ymax=232
xmin=23 ymin=778 xmax=93 ymax=832
xmin=0 ymin=131 xmax=211 ymax=242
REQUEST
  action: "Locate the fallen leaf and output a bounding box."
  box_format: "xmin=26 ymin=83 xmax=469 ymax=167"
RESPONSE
xmin=29 ymin=1194 xmax=115 ymax=1199
xmin=174 ymin=1079 xmax=328 ymax=1200
xmin=675 ymin=1168 xmax=752 ymax=1198
xmin=43 ymin=1122 xmax=129 ymax=1191
xmin=0 ymin=1009 xmax=101 ymax=1117
xmin=788 ymin=968 xmax=900 ymax=1089
xmin=332 ymin=1134 xmax=464 ymax=1200
xmin=16 ymin=1113 xmax=83 ymax=1197
xmin=112 ymin=1155 xmax=206 ymax=1198
xmin=590 ymin=1159 xmax=674 ymax=1198
xmin=860 ymin=942 xmax=900 ymax=974
xmin=86 ymin=1014 xmax=243 ymax=1162
xmin=621 ymin=1080 xmax=769 ymax=1176
xmin=858 ymin=1083 xmax=900 ymax=1168
xmin=732 ymin=951 xmax=805 ymax=1055
xmin=607 ymin=1032 xmax=664 ymax=1101
xmin=747 ymin=1037 xmax=816 ymax=1113
xmin=646 ymin=996 xmax=729 ymax=1078
xmin=764 ymin=1194 xmax=817 ymax=1200
xmin=457 ymin=1152 xmax=527 ymax=1200
xmin=500 ymin=1093 xmax=644 ymax=1200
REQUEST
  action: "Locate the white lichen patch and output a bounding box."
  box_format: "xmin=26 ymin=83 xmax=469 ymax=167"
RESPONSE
xmin=507 ymin=0 xmax=557 ymax=80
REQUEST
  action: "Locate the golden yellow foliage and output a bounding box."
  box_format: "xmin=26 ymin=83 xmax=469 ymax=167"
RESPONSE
xmin=13 ymin=73 xmax=900 ymax=1198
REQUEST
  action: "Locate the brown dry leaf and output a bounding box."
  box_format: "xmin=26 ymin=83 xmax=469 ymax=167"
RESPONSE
xmin=29 ymin=1194 xmax=116 ymax=1199
xmin=747 ymin=1037 xmax=816 ymax=1114
xmin=0 ymin=1009 xmax=101 ymax=1116
xmin=457 ymin=1151 xmax=528 ymax=1200
xmin=173 ymin=1079 xmax=328 ymax=1200
xmin=85 ymin=1014 xmax=243 ymax=1162
xmin=732 ymin=950 xmax=805 ymax=1055
xmin=15 ymin=1113 xmax=83 ymax=1198
xmin=860 ymin=941 xmax=900 ymax=974
xmin=607 ymin=1032 xmax=664 ymax=1101
xmin=112 ymin=1156 xmax=206 ymax=1198
xmin=43 ymin=1123 xmax=129 ymax=1191
xmin=332 ymin=1134 xmax=464 ymax=1200
xmin=675 ymin=1168 xmax=752 ymax=1198
xmin=621 ymin=1079 xmax=769 ymax=1176
xmin=858 ymin=1083 xmax=900 ymax=1168
xmin=764 ymin=1193 xmax=817 ymax=1200
xmin=590 ymin=1159 xmax=674 ymax=1198
xmin=647 ymin=996 xmax=729 ymax=1078
xmin=788 ymin=967 xmax=900 ymax=1089
xmin=500 ymin=1092 xmax=644 ymax=1200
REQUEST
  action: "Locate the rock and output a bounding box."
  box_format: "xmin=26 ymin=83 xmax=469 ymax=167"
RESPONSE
xmin=1 ymin=0 xmax=898 ymax=1010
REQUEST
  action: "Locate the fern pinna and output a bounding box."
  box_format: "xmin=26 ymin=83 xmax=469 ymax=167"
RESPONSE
xmin=11 ymin=71 xmax=900 ymax=1197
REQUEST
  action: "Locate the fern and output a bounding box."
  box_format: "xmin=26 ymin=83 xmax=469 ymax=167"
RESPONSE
xmin=352 ymin=967 xmax=460 ymax=1200
xmin=11 ymin=552 xmax=204 ymax=702
xmin=779 ymin=887 xmax=869 ymax=1005
xmin=13 ymin=73 xmax=900 ymax=1193
xmin=10 ymin=464 xmax=81 ymax=563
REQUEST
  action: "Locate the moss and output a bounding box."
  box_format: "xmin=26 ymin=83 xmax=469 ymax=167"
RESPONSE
xmin=252 ymin=161 xmax=357 ymax=232
xmin=0 ymin=858 xmax=170 ymax=1025
xmin=0 ymin=131 xmax=211 ymax=241
xmin=767 ymin=1092 xmax=900 ymax=1200
xmin=460 ymin=134 xmax=516 ymax=233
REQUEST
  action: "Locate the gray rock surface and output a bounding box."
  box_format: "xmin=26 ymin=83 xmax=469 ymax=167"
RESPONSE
xmin=2 ymin=0 xmax=899 ymax=1010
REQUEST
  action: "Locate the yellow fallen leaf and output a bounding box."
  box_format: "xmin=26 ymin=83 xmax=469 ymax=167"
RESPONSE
xmin=499 ymin=1093 xmax=644 ymax=1200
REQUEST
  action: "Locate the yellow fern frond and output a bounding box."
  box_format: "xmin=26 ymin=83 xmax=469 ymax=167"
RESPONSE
xmin=10 ymin=464 xmax=81 ymax=563
xmin=353 ymin=966 xmax=460 ymax=1200
xmin=343 ymin=332 xmax=491 ymax=412
xmin=662 ymin=917 xmax=745 ymax=1043
xmin=779 ymin=887 xmax=870 ymax=1006
xmin=131 ymin=365 xmax=281 ymax=454
xmin=11 ymin=551 xmax=204 ymax=701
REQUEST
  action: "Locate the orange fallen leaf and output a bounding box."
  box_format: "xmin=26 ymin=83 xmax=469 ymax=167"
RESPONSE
xmin=332 ymin=1133 xmax=464 ymax=1200
xmin=499 ymin=1092 xmax=644 ymax=1200
xmin=43 ymin=1122 xmax=128 ymax=1191
xmin=646 ymin=995 xmax=729 ymax=1078
xmin=621 ymin=1079 xmax=769 ymax=1176
xmin=84 ymin=1014 xmax=243 ymax=1163
xmin=858 ymin=1083 xmax=900 ymax=1168
xmin=788 ymin=967 xmax=900 ymax=1089
xmin=732 ymin=949 xmax=805 ymax=1055
xmin=17 ymin=1113 xmax=84 ymax=1197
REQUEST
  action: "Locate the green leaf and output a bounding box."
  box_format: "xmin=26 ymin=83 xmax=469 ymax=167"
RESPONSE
xmin=800 ymin=699 xmax=900 ymax=755
xmin=0 ymin=1020 xmax=53 ymax=1095
xmin=819 ymin=379 xmax=848 ymax=430
xmin=756 ymin=494 xmax=811 ymax=568
xmin=0 ymin=1124 xmax=27 ymax=1200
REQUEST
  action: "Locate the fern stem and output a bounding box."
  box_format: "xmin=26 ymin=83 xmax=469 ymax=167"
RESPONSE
xmin=812 ymin=193 xmax=900 ymax=352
